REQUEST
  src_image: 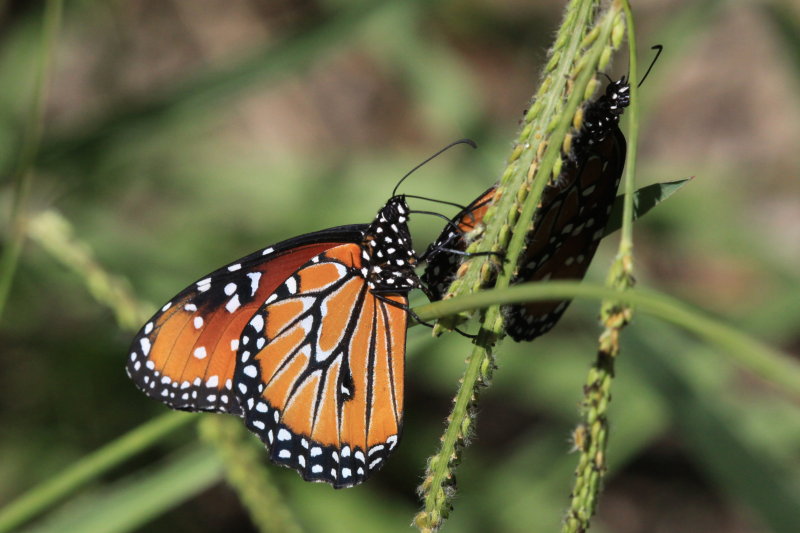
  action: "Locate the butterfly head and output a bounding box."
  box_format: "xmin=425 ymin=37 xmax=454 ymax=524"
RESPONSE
xmin=583 ymin=77 xmax=631 ymax=145
xmin=361 ymin=196 xmax=419 ymax=292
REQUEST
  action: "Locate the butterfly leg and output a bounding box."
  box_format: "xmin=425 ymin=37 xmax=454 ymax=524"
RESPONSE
xmin=373 ymin=292 xmax=478 ymax=340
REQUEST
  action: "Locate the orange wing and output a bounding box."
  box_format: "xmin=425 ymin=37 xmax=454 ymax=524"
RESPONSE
xmin=235 ymin=244 xmax=407 ymax=488
xmin=127 ymin=226 xmax=367 ymax=415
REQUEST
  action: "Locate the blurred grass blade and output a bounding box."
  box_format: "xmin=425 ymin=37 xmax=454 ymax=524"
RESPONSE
xmin=20 ymin=446 xmax=222 ymax=533
xmin=603 ymin=178 xmax=692 ymax=237
xmin=28 ymin=209 xmax=149 ymax=331
xmin=761 ymin=3 xmax=800 ymax=86
xmin=199 ymin=417 xmax=303 ymax=533
xmin=0 ymin=0 xmax=62 ymax=321
xmin=0 ymin=412 xmax=195 ymax=533
xmin=633 ymin=323 xmax=800 ymax=533
xmin=35 ymin=0 xmax=399 ymax=168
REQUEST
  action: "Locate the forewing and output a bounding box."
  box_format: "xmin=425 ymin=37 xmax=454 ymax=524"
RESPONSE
xmin=126 ymin=226 xmax=366 ymax=415
xmin=235 ymin=244 xmax=407 ymax=488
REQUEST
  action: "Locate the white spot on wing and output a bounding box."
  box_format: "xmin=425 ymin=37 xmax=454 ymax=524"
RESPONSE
xmin=285 ymin=277 xmax=297 ymax=294
xmin=247 ymin=272 xmax=261 ymax=296
xmin=250 ymin=314 xmax=264 ymax=332
xmin=226 ymin=294 xmax=241 ymax=313
xmin=193 ymin=346 xmax=207 ymax=359
xmin=300 ymin=315 xmax=314 ymax=335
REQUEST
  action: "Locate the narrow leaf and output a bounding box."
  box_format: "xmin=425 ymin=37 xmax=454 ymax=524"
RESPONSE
xmin=604 ymin=178 xmax=692 ymax=237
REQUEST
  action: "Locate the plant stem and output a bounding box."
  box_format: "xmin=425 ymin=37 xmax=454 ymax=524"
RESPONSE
xmin=414 ymin=1 xmax=625 ymax=530
xmin=415 ymin=279 xmax=800 ymax=401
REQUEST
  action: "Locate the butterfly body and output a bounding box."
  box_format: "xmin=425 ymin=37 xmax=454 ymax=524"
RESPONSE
xmin=421 ymin=187 xmax=495 ymax=301
xmin=128 ymin=196 xmax=417 ymax=487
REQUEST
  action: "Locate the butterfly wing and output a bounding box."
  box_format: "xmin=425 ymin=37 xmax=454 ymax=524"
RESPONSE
xmin=126 ymin=225 xmax=367 ymax=416
xmin=235 ymin=243 xmax=407 ymax=488
xmin=421 ymin=186 xmax=496 ymax=300
xmin=504 ymin=127 xmax=626 ymax=340
xmin=424 ymin=79 xmax=630 ymax=342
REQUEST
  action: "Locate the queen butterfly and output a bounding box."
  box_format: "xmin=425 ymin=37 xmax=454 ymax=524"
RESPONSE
xmin=127 ymin=195 xmax=419 ymax=488
xmin=422 ymin=76 xmax=631 ymax=341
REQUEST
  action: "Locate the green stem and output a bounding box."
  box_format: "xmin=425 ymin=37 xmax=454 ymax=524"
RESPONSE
xmin=619 ymin=2 xmax=639 ymax=250
xmin=0 ymin=412 xmax=195 ymax=533
xmin=414 ymin=281 xmax=800 ymax=400
xmin=563 ymin=4 xmax=638 ymax=530
xmin=415 ymin=2 xmax=622 ymax=530
xmin=0 ymin=0 xmax=62 ymax=321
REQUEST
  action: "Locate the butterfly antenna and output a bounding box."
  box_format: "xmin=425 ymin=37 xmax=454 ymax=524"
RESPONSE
xmin=404 ymin=194 xmax=468 ymax=211
xmin=638 ymin=44 xmax=663 ymax=88
xmin=409 ymin=209 xmax=463 ymax=230
xmin=392 ymin=139 xmax=478 ymax=197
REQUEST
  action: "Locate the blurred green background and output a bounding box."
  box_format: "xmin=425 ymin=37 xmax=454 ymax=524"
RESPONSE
xmin=1 ymin=0 xmax=800 ymax=532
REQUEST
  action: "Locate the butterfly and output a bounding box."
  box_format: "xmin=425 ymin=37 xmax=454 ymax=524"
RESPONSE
xmin=422 ymin=76 xmax=631 ymax=341
xmin=127 ymin=195 xmax=420 ymax=488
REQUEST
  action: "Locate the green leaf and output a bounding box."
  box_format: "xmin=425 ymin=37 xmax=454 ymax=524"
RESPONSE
xmin=603 ymin=178 xmax=692 ymax=237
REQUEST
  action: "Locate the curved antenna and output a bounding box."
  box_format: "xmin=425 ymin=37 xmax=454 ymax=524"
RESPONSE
xmin=404 ymin=193 xmax=468 ymax=212
xmin=409 ymin=209 xmax=469 ymax=246
xmin=392 ymin=139 xmax=478 ymax=197
xmin=409 ymin=209 xmax=462 ymax=229
xmin=638 ymin=44 xmax=663 ymax=88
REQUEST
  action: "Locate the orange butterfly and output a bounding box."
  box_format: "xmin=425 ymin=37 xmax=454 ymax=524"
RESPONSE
xmin=128 ymin=196 xmax=418 ymax=487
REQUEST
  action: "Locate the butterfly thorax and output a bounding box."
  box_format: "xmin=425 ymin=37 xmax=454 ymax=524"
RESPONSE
xmin=582 ymin=77 xmax=631 ymax=145
xmin=360 ymin=196 xmax=418 ymax=292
